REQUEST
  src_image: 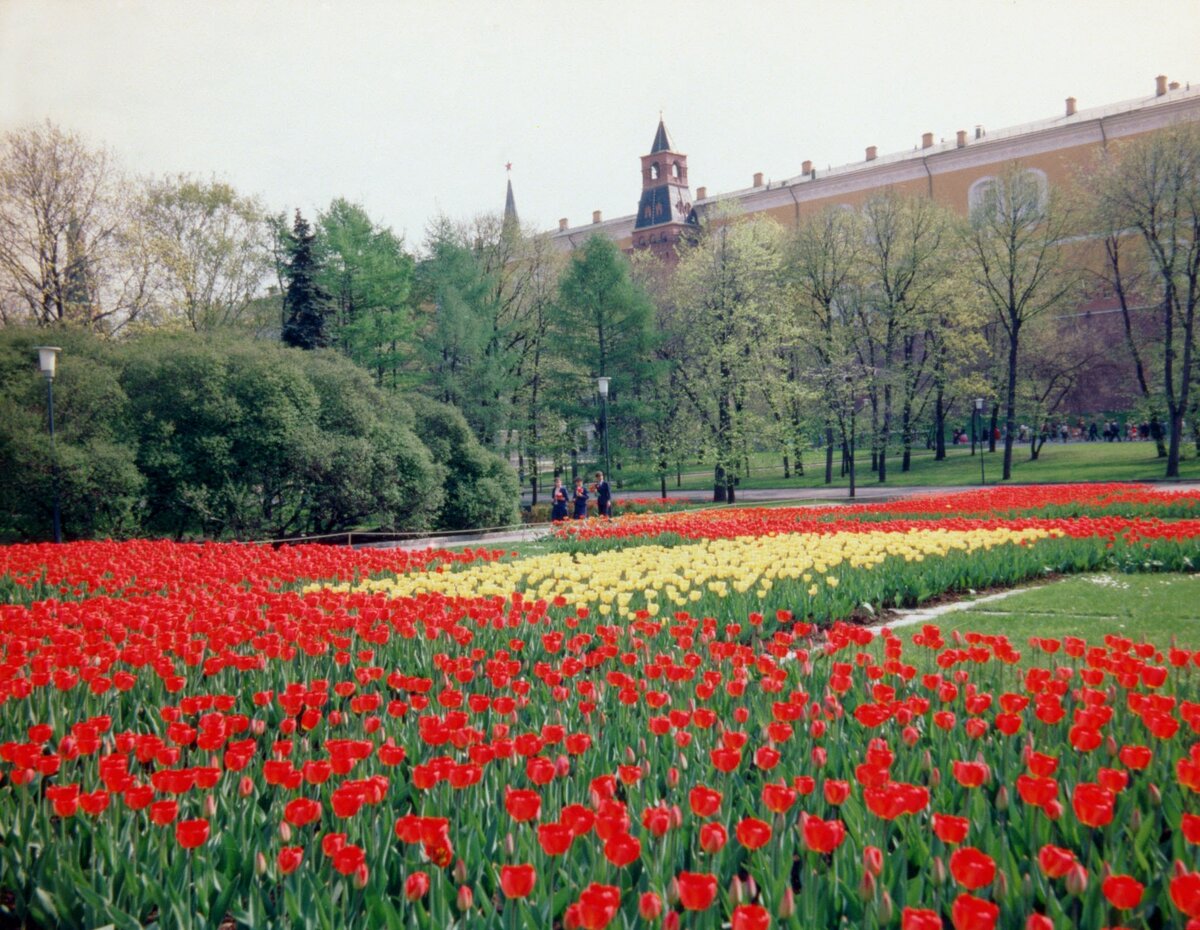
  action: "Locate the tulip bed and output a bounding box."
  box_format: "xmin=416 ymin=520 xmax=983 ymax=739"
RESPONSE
xmin=2 ymin=485 xmax=1200 ymax=929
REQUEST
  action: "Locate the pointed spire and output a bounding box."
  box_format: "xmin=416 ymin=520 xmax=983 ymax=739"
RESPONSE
xmin=503 ymin=163 xmax=518 ymax=226
xmin=650 ymin=116 xmax=673 ymax=154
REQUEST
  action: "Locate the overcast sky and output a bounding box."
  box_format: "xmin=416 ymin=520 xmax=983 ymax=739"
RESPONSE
xmin=2 ymin=0 xmax=1197 ymax=247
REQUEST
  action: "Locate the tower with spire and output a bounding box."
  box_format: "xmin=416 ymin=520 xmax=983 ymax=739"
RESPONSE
xmin=632 ymin=116 xmax=697 ymax=262
xmin=503 ymin=163 xmax=519 ymax=229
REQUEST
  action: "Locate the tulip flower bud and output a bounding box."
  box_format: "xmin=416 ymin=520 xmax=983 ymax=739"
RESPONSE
xmin=625 ymin=746 xmax=636 ymax=764
xmin=239 ymin=776 xmax=254 ymax=798
xmin=642 ymin=759 xmax=652 ymax=779
xmin=744 ymin=876 xmax=757 ymax=899
xmin=1022 ymin=873 xmax=1034 ymax=899
xmin=1025 ymin=914 xmax=1053 ymax=930
xmin=921 ymin=749 xmax=933 ymax=771
xmin=879 ymin=891 xmax=894 ymax=924
xmin=279 ymin=821 xmax=293 ymax=842
xmin=353 ymin=863 xmax=369 ymax=889
xmin=858 ymin=869 xmax=876 ymax=901
xmin=930 ymin=767 xmax=941 ymax=788
xmin=1065 ymin=863 xmax=1088 ymax=896
xmin=663 ymin=912 xmax=680 ymax=930
xmin=678 ymin=753 xmax=688 ymax=772
xmin=555 ymin=755 xmax=571 ymax=778
xmin=1130 ymin=807 xmax=1143 ymax=832
xmin=932 ymin=856 xmax=947 ymax=886
xmin=666 ymin=876 xmax=680 ymax=905
xmin=251 ymin=719 xmax=266 ymax=736
xmin=453 ymin=858 xmax=468 ymax=883
xmin=671 ymin=804 xmax=683 ymax=829
xmin=1105 ymin=735 xmax=1118 ymax=757
xmin=729 ymin=875 xmax=745 ymax=905
xmin=778 ymin=887 xmax=796 ymax=919
xmin=1149 ymin=783 xmax=1162 ymax=806
xmin=1044 ymin=800 xmax=1063 ymax=821
xmin=638 ymin=892 xmax=663 ymax=921
xmin=639 ymin=738 xmax=647 ymax=756
xmin=994 ymin=869 xmax=1009 ymax=898
xmin=667 ymin=766 xmax=680 ymax=788
xmin=456 ymin=884 xmax=473 ymax=911
xmin=205 ymin=795 xmax=217 ymax=817
xmin=503 ymin=832 xmax=515 ymax=856
xmin=256 ymin=851 xmax=268 ymax=876
xmin=863 ymin=846 xmax=883 ymax=877
xmin=995 ymin=785 xmax=1009 ymax=813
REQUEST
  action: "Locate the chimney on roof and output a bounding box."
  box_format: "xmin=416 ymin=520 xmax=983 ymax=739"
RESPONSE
xmin=1066 ymin=96 xmax=1077 ymax=116
xmin=975 ymin=125 xmax=985 ymax=140
xmin=592 ymin=210 xmax=602 ymax=224
xmin=753 ymin=172 xmax=764 ymax=187
xmin=866 ymin=145 xmax=877 ymax=161
xmin=1170 ymin=81 xmax=1181 ymax=91
xmin=801 ymin=159 xmax=812 ymax=175
xmin=558 ymin=218 xmax=568 ymax=231
xmin=956 ymin=130 xmax=967 ymax=148
xmin=921 ymin=132 xmax=934 ymax=149
xmin=1156 ymin=75 xmax=1168 ymax=96
xmin=696 ymin=186 xmax=707 ymax=200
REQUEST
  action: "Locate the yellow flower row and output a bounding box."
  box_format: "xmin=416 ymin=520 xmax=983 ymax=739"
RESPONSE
xmin=316 ymin=527 xmax=1059 ymax=615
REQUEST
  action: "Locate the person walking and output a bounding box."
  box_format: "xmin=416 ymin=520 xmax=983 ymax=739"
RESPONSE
xmin=594 ymin=471 xmax=612 ymax=518
xmin=571 ymin=477 xmax=589 ymax=520
xmin=550 ymin=477 xmax=569 ymax=522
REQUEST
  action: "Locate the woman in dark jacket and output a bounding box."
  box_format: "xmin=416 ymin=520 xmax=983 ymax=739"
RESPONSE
xmin=550 ymin=478 xmax=569 ymax=521
xmin=571 ymin=478 xmax=589 ymax=520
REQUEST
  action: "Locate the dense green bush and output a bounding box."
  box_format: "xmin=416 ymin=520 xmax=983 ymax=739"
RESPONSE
xmin=408 ymin=394 xmax=521 ymax=530
xmin=0 ymin=328 xmax=144 ymax=541
xmin=0 ymin=327 xmax=517 ymax=541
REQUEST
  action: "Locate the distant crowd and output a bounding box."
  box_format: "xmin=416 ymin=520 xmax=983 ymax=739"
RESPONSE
xmin=950 ymin=417 xmax=1165 ymax=446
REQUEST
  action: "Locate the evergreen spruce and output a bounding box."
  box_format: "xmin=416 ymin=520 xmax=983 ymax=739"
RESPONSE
xmin=281 ymin=209 xmax=331 ymax=349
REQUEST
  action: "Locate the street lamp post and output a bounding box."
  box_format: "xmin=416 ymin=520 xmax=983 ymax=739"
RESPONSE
xmin=975 ymin=397 xmax=986 ymax=487
xmin=597 ymin=377 xmax=611 ymax=481
xmin=35 ymin=346 xmax=63 ymax=543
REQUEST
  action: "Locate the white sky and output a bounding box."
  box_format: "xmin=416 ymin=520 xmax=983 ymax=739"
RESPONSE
xmin=2 ymin=0 xmax=1198 ymax=247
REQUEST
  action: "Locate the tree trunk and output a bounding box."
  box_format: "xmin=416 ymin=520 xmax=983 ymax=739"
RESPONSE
xmin=824 ymin=426 xmax=833 ymax=483
xmin=713 ymin=464 xmax=728 ymax=503
xmin=1003 ymin=323 xmax=1020 ymax=481
xmin=934 ymin=388 xmax=946 ymax=461
xmin=660 ymin=475 xmax=667 ymax=499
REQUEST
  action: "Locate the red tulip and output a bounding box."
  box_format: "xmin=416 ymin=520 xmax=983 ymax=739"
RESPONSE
xmin=1172 ymin=870 xmax=1200 ymax=918
xmin=277 ymin=846 xmax=303 ymax=874
xmin=951 ymin=893 xmax=999 ymax=930
xmin=405 ymin=871 xmax=431 ymax=901
xmin=902 ymin=908 xmax=943 ymax=930
xmin=863 ymin=845 xmax=884 ymax=877
xmin=932 ymin=813 xmax=970 ymax=844
xmin=1102 ymin=874 xmax=1144 ymax=910
xmin=504 ymin=788 xmax=541 ymax=822
xmin=949 ymin=847 xmax=996 ymax=890
xmin=638 ymin=891 xmax=662 ymax=920
xmin=1072 ymin=782 xmax=1115 ymax=828
xmin=735 ymin=817 xmax=772 ymax=850
xmin=762 ymin=782 xmax=797 ymax=814
xmin=823 ymin=779 xmax=850 ymax=805
xmin=699 ymin=822 xmax=727 ymax=853
xmin=175 ymin=818 xmax=209 ymax=849
xmin=800 ymin=814 xmax=846 ymax=854
xmin=283 ymin=797 xmax=321 ymax=827
xmin=603 ymin=833 xmax=641 ymax=868
xmin=688 ymin=785 xmax=723 ymax=817
xmin=538 ymin=822 xmax=574 ymax=856
xmin=677 ymin=872 xmax=717 ymax=911
xmin=1037 ymin=845 xmax=1076 ymax=879
xmin=332 ymin=844 xmax=365 ymax=876
xmin=952 ymin=761 xmax=989 ymax=788
xmin=576 ymin=883 xmax=620 ymax=930
xmin=731 ymin=904 xmax=771 ymax=930
xmin=500 ymin=863 xmax=536 ymax=899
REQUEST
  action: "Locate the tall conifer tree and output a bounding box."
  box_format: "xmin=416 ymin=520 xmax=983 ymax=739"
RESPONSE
xmin=281 ymin=210 xmax=330 ymax=349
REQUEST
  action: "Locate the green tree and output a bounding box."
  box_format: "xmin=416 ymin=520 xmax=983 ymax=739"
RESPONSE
xmin=408 ymin=394 xmax=520 ymax=530
xmin=316 ymin=199 xmax=416 ymax=386
xmin=553 ymin=235 xmax=655 ymax=479
xmin=0 ymin=326 xmax=144 ymax=540
xmin=1091 ymin=123 xmax=1200 ymax=477
xmin=137 ymin=174 xmax=272 ymax=332
xmin=964 ymin=163 xmax=1079 ymax=481
xmin=280 ymin=210 xmax=330 ymax=350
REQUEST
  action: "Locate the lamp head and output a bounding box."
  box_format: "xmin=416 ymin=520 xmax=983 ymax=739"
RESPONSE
xmin=974 ymin=397 xmax=984 ymax=411
xmin=597 ymin=376 xmax=610 ymax=398
xmin=35 ymin=346 xmax=62 ymax=380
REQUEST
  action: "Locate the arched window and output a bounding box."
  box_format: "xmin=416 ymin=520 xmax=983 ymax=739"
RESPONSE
xmin=672 ymin=161 xmax=681 ymax=179
xmin=969 ymin=169 xmax=1049 ymax=221
xmin=650 ymin=162 xmax=660 ymax=181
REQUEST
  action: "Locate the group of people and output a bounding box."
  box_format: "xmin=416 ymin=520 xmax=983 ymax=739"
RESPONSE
xmin=550 ymin=472 xmax=612 ymax=521
xmin=950 ymin=417 xmax=1164 ymax=446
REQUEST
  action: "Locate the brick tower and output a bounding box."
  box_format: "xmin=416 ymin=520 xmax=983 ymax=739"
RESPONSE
xmin=632 ymin=117 xmax=698 ymax=262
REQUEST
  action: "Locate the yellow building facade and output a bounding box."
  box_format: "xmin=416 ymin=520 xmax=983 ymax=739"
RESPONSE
xmin=549 ymin=75 xmax=1200 ymax=256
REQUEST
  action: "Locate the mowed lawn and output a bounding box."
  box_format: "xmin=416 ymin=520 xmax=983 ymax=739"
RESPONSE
xmin=905 ymin=572 xmax=1200 ymax=649
xmin=610 ymin=440 xmax=1199 ymax=493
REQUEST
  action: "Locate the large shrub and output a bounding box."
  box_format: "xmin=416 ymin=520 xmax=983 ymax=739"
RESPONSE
xmin=0 ymin=327 xmax=144 ymax=542
xmin=408 ymin=394 xmax=520 ymax=530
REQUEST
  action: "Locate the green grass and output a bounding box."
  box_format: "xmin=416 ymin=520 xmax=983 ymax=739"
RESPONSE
xmin=907 ymin=572 xmax=1200 ymax=649
xmin=600 ymin=441 xmax=1199 ymax=494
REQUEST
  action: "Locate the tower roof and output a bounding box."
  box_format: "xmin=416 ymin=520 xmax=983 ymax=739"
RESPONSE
xmin=649 ymin=118 xmax=673 ymax=154
xmin=504 ymin=176 xmax=518 ymax=225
